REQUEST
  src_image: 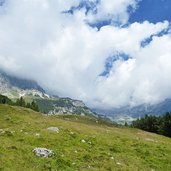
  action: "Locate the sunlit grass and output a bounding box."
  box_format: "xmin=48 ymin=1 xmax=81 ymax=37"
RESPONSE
xmin=0 ymin=104 xmax=171 ymax=171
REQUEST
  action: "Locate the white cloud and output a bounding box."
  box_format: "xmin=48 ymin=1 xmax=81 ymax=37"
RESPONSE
xmin=0 ymin=0 xmax=171 ymax=109
xmin=87 ymin=0 xmax=140 ymax=24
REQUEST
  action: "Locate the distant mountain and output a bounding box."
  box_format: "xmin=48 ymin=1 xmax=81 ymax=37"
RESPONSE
xmin=2 ymin=72 xmax=45 ymax=92
xmin=0 ymin=70 xmax=95 ymax=116
xmin=37 ymin=97 xmax=95 ymax=116
xmin=93 ymin=99 xmax=171 ymax=124
xmin=0 ymin=71 xmax=46 ymax=98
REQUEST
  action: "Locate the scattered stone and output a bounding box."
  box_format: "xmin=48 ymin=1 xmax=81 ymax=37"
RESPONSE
xmin=35 ymin=133 xmax=40 ymax=137
xmin=81 ymin=139 xmax=86 ymax=143
xmin=74 ymin=150 xmax=78 ymax=153
xmin=33 ymin=148 xmax=53 ymax=157
xmin=116 ymin=162 xmax=122 ymax=165
xmin=70 ymin=131 xmax=74 ymax=135
xmin=47 ymin=127 xmax=59 ymax=133
xmin=111 ymin=157 xmax=114 ymax=160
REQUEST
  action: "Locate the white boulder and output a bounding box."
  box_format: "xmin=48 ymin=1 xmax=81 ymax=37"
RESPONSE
xmin=33 ymin=148 xmax=53 ymax=157
xmin=47 ymin=127 xmax=59 ymax=133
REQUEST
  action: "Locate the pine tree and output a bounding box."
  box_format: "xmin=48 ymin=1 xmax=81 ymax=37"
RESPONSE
xmin=30 ymin=101 xmax=39 ymax=112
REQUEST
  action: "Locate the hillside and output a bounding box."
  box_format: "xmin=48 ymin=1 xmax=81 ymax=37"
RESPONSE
xmin=1 ymin=105 xmax=171 ymax=170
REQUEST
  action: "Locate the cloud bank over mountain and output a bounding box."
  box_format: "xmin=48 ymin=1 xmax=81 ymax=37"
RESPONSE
xmin=0 ymin=0 xmax=171 ymax=109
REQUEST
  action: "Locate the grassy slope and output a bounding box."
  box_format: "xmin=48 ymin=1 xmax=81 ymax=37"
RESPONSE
xmin=0 ymin=105 xmax=171 ymax=171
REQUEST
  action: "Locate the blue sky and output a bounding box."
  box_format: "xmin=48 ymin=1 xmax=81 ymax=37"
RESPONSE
xmin=130 ymin=0 xmax=171 ymax=23
xmin=64 ymin=0 xmax=171 ymax=30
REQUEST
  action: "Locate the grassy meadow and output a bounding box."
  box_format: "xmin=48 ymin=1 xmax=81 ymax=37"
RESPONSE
xmin=0 ymin=104 xmax=171 ymax=171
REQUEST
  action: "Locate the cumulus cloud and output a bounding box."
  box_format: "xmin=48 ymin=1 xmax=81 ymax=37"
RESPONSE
xmin=87 ymin=0 xmax=140 ymax=24
xmin=0 ymin=0 xmax=171 ymax=109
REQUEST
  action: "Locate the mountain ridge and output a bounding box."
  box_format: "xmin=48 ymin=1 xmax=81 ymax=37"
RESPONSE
xmin=0 ymin=70 xmax=95 ymax=116
xmin=93 ymin=99 xmax=171 ymax=124
xmin=2 ymin=70 xmax=171 ymax=122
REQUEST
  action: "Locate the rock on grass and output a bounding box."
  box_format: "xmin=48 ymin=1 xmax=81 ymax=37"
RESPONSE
xmin=47 ymin=127 xmax=59 ymax=133
xmin=33 ymin=148 xmax=53 ymax=157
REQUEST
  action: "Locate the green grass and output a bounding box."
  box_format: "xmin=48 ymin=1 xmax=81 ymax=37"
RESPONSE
xmin=0 ymin=104 xmax=171 ymax=171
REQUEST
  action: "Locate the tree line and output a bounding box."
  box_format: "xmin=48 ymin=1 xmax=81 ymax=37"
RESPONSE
xmin=0 ymin=94 xmax=39 ymax=112
xmin=132 ymin=113 xmax=171 ymax=137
